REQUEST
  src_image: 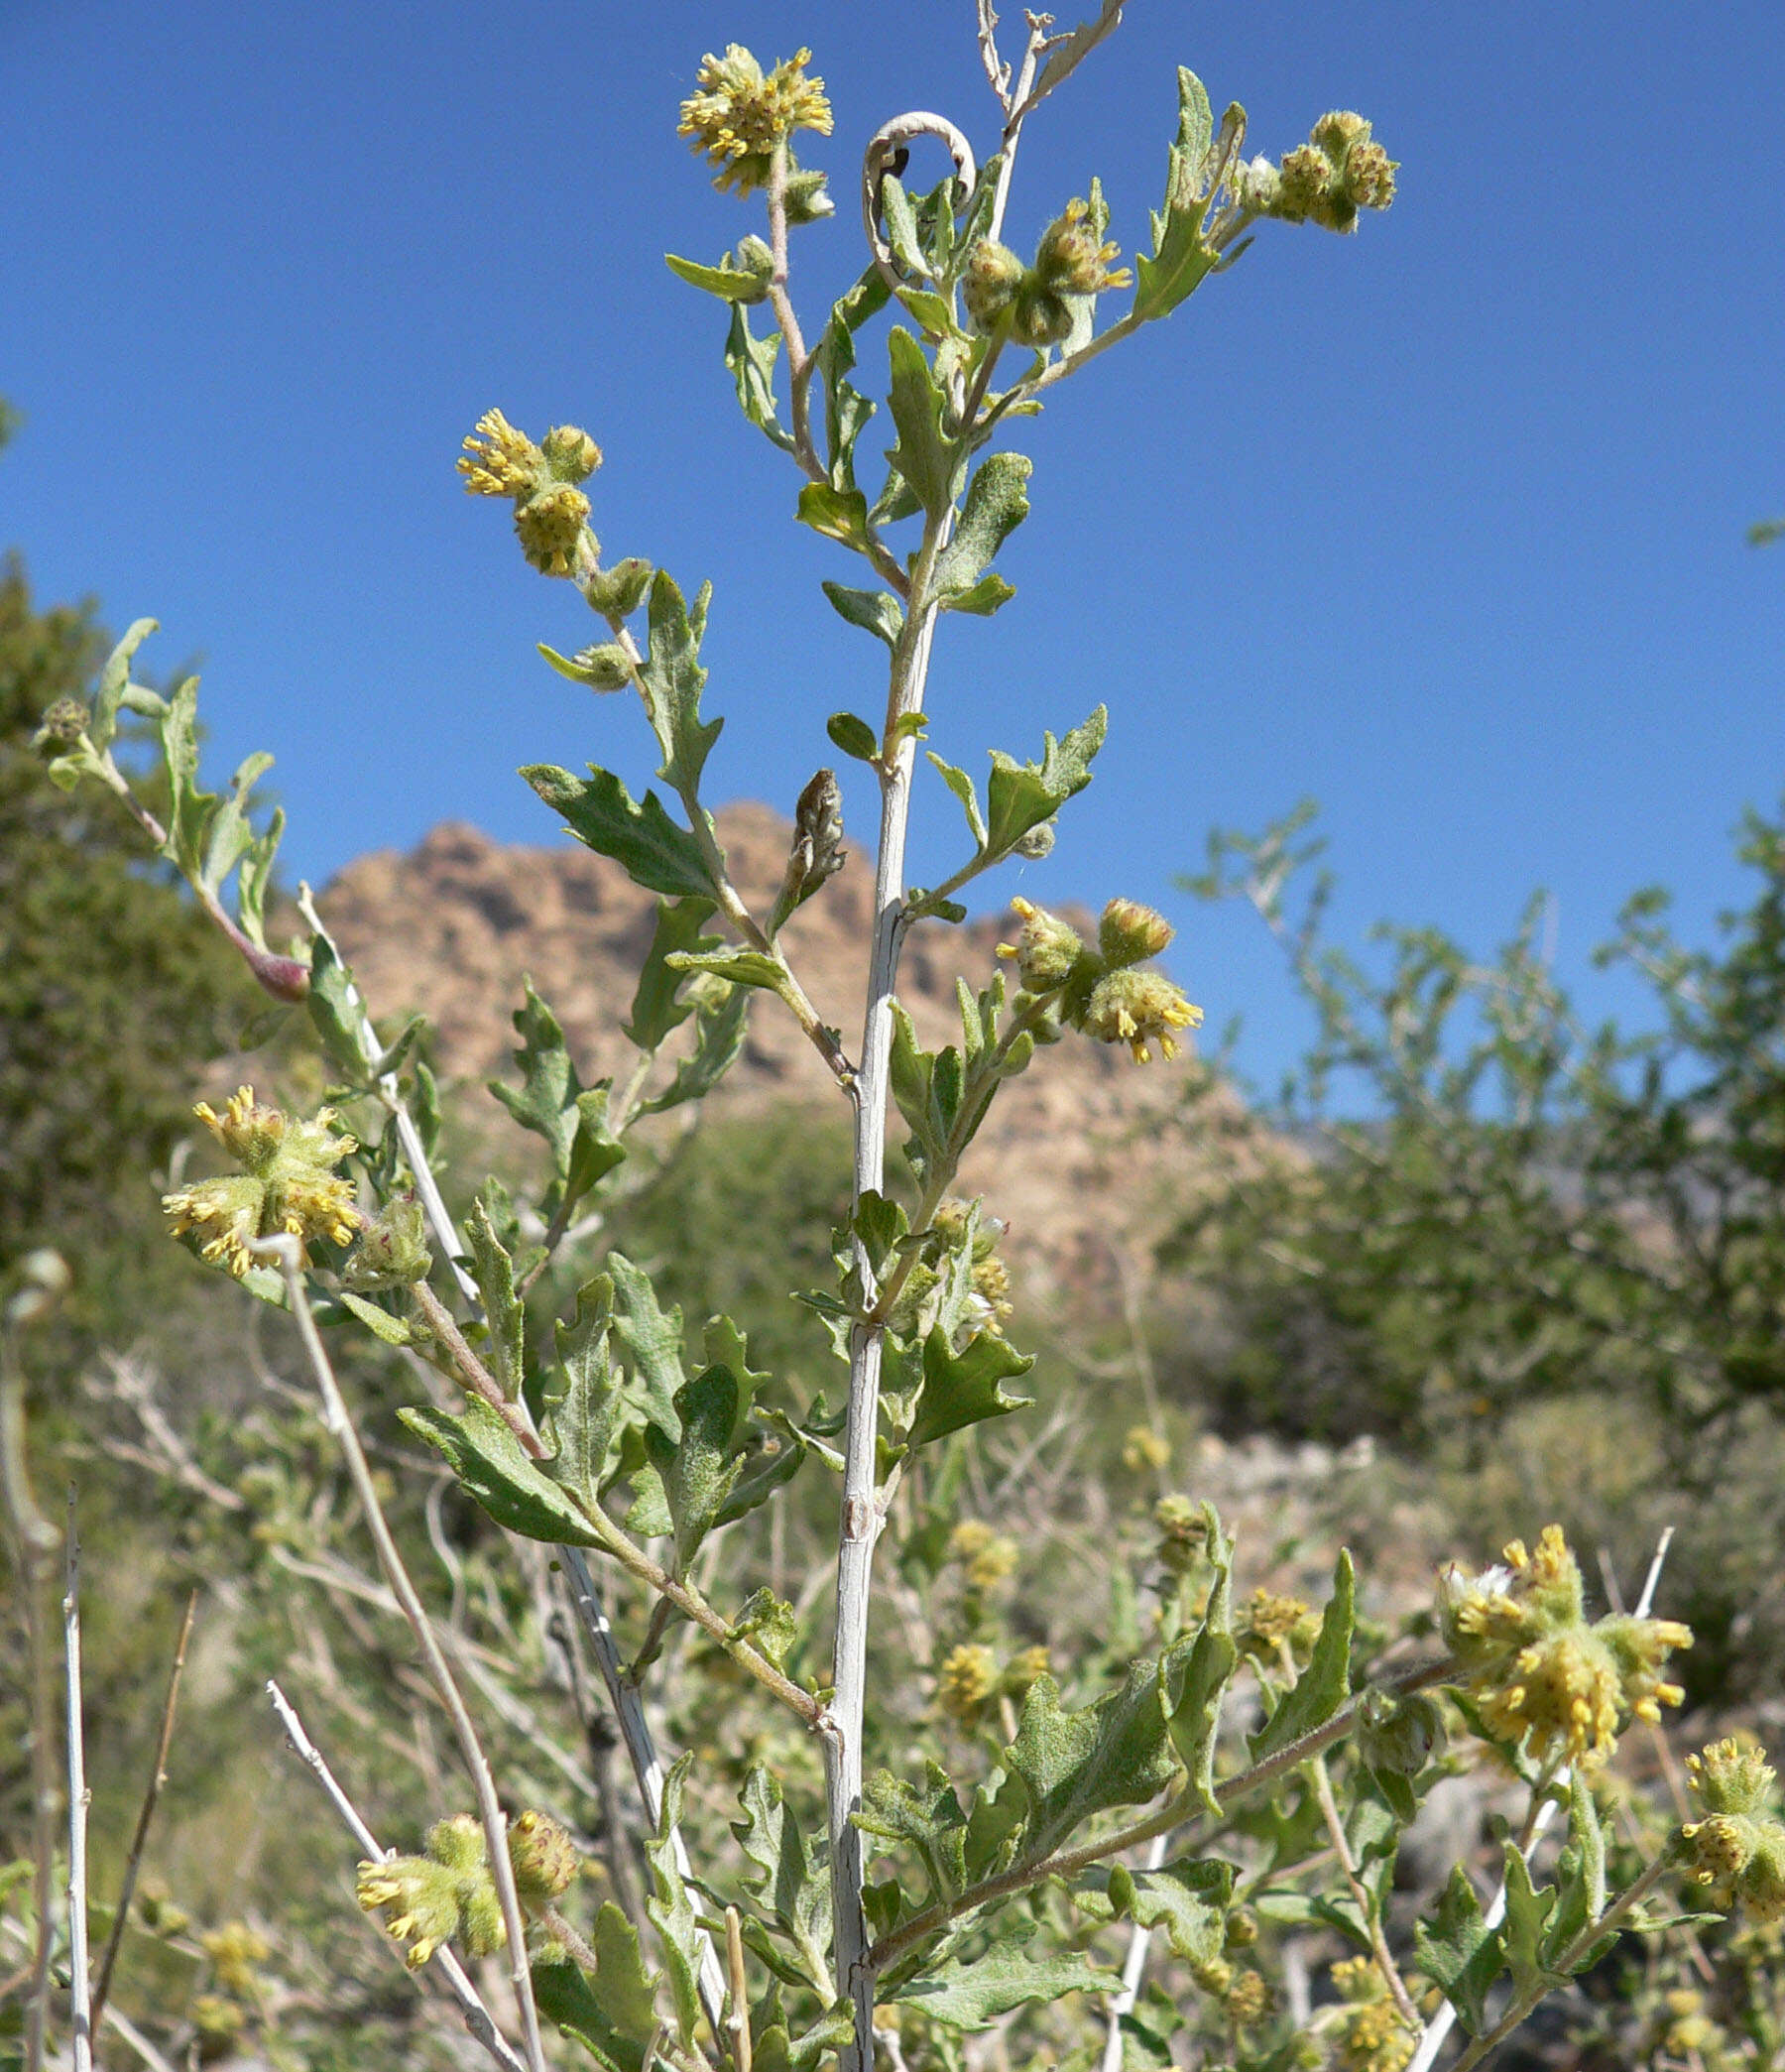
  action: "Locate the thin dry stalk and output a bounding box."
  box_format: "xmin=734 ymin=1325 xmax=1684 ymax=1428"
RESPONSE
xmin=63 ymin=1493 xmax=93 ymax=2072
xmin=259 ymin=1239 xmax=547 ymax=2072
xmin=89 ymin=1589 xmax=198 ymax=2040
xmin=267 ymin=1680 xmax=529 ymax=2072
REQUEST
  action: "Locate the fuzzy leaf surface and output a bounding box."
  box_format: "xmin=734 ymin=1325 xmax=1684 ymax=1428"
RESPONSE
xmin=906 ymin=1324 xmax=1034 ymax=1449
xmin=625 ymin=897 xmax=720 ymax=1051
xmin=735 ymin=1766 xmax=833 ymax=1989
xmin=401 ymin=1401 xmax=599 ymax=1546
xmin=1002 ymin=1651 xmax=1184 ymax=1864
xmin=982 ymin=706 xmax=1107 ymax=860
xmin=725 ymin=302 xmax=796 ymax=453
xmin=532 ymin=1902 xmax=660 ymax=2072
xmin=1248 ymin=1549 xmax=1355 ymax=1760
xmin=1132 ymin=68 xmax=1222 ymax=323
xmin=524 ymin=763 xmax=716 ymax=900
xmin=821 ymin=581 xmax=905 ymax=649
xmin=1163 ymin=1505 xmax=1237 ymax=1810
xmin=891 ymin=1939 xmax=1118 ymax=2030
xmin=885 ymin=326 xmax=958 ymax=517
xmin=932 ymin=452 xmax=1031 ymax=609
xmin=644 ymin=1758 xmax=704 ymax=2048
xmin=1107 ymin=1856 xmax=1234 ymax=1964
xmin=1413 ymin=1862 xmax=1502 ymax=2036
xmin=605 ymin=1253 xmax=684 ymax=1442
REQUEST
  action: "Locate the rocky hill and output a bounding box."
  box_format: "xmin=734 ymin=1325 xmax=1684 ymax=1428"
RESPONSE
xmin=320 ymin=804 xmax=1232 ymax=1295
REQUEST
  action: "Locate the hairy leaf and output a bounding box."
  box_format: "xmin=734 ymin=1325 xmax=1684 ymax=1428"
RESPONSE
xmin=885 ymin=327 xmax=958 ymax=518
xmin=906 ymin=1323 xmax=1034 ymax=1449
xmin=932 ymin=452 xmax=1031 ymax=609
xmin=1133 ymin=69 xmax=1224 ymax=323
xmin=533 ymin=1902 xmax=660 ymax=2072
xmin=982 ymin=705 xmax=1106 ymax=860
xmin=544 ymin=1275 xmax=621 ymax=1505
xmin=639 ymin=571 xmax=722 ymax=798
xmin=625 ymin=897 xmax=720 ymax=1051
xmin=644 ymin=1757 xmax=705 ymax=2048
xmin=795 ymin=482 xmax=874 ymax=553
xmin=1413 ymin=1862 xmax=1502 ymax=2037
xmin=1248 ymin=1549 xmax=1355 ymax=1760
xmin=735 ymin=1766 xmax=833 ymax=1989
xmin=524 ymin=763 xmax=716 ymax=900
xmin=892 ymin=1939 xmax=1118 ymax=2030
xmin=1002 ymin=1650 xmax=1184 ymax=1864
xmin=857 ymin=1767 xmax=968 ymax=1905
xmin=1107 ymin=1856 xmax=1234 ymax=1964
xmin=724 ymin=302 xmax=796 ymax=454
xmin=465 ymin=1197 xmax=525 ymax=1398
xmin=401 ymin=1402 xmax=599 ymax=1547
xmin=821 ymin=581 xmax=904 ymax=650
xmin=604 ymin=1253 xmax=684 ymax=1442
xmin=1163 ymin=1505 xmax=1237 ymax=1810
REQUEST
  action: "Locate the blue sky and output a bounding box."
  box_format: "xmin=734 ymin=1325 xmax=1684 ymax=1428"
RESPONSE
xmin=4 ymin=1 xmax=1781 ymax=1095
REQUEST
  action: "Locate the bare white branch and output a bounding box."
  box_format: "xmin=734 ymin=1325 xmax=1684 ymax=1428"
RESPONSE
xmin=63 ymin=1493 xmax=92 ymax=2072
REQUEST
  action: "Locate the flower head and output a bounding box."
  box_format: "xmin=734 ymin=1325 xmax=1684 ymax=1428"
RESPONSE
xmin=163 ymin=1087 xmax=360 ymax=1279
xmin=1438 ymin=1525 xmax=1691 ymax=1768
xmin=459 ymin=409 xmax=601 ymax=577
xmin=1248 ymin=112 xmax=1396 ymax=234
xmin=1082 ymin=967 xmax=1203 ymax=1063
xmin=997 ymin=897 xmax=1088 ymax=995
xmin=1033 ymin=198 xmax=1131 ymax=298
xmin=1325 ymin=1956 xmax=1416 ymax=2072
xmin=1098 ymin=897 xmax=1175 ymax=968
xmin=507 ymin=1808 xmax=578 ymax=1909
xmin=1680 ymin=1738 xmax=1785 ymax=1921
xmin=936 ymin=1642 xmax=998 ymax=1719
xmin=678 ymin=45 xmax=832 ymax=195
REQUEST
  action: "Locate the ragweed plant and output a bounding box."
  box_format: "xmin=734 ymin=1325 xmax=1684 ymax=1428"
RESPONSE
xmin=21 ymin=8 xmax=1753 ymax=2072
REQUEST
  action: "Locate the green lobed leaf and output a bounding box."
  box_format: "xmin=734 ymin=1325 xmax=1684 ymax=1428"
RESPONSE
xmin=89 ymin=616 xmax=160 ymax=752
xmin=906 ymin=1324 xmax=1034 ymax=1449
xmin=1413 ymin=1862 xmax=1502 ymax=2037
xmin=464 ymin=1197 xmax=525 ymax=1399
xmin=795 ymin=482 xmax=874 ymax=553
xmin=1248 ymin=1549 xmax=1355 ymax=1760
xmin=198 ymin=750 xmax=275 ymax=900
xmin=637 ymin=974 xmax=751 ymax=1115
xmin=810 ymin=266 xmax=889 ymax=489
xmin=625 ymin=897 xmax=720 ymax=1051
xmin=983 ymin=705 xmax=1107 ymax=861
xmin=305 ymin=929 xmax=372 ymax=1079
xmin=891 ymin=1939 xmax=1119 ymax=2030
xmin=1001 ymin=1650 xmax=1185 ymax=1865
xmin=1500 ymin=1844 xmax=1559 ymax=2003
xmin=643 ymin=1757 xmax=704 ymax=2049
xmin=543 ymin=1275 xmax=621 ymax=1506
xmin=925 ymin=752 xmax=989 ymax=851
xmin=725 ymin=301 xmax=797 ymax=454
xmin=856 ymin=1767 xmax=968 ymax=1906
xmin=1546 ymin=1771 xmax=1608 ymax=1967
xmin=486 ymin=980 xmax=583 ymax=1181
xmin=1163 ymin=1505 xmax=1238 ymax=1811
xmin=937 ymin=571 xmax=1016 ymax=617
xmin=532 ymin=1902 xmax=661 ymax=2072
xmin=646 ymin=1362 xmax=749 ymax=1566
xmin=730 ymin=1585 xmax=798 ymax=1670
xmin=1107 ymin=1856 xmax=1235 ymax=1965
xmin=931 ymin=452 xmax=1031 ymax=609
xmin=236 ymin=805 xmax=284 ymax=944
xmin=605 ymin=1253 xmax=684 ymax=1442
xmin=157 ymin=678 xmax=211 ymax=879
xmin=524 ymin=763 xmax=716 ymax=900
xmin=884 ymin=327 xmax=959 ymax=519
xmin=734 ymin=1765 xmax=833 ymax=1990
xmin=878 ymin=175 xmax=929 ymax=279
xmin=639 ymin=571 xmax=723 ymax=798
xmin=1132 ymin=69 xmax=1224 ymax=323
xmin=821 ymin=581 xmax=905 ymax=650
xmin=400 ymin=1401 xmax=600 ymax=1547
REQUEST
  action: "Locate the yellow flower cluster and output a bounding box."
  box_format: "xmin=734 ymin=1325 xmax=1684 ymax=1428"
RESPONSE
xmin=163 ymin=1087 xmax=360 ymax=1280
xmin=1680 ymin=1737 xmax=1785 ymax=1921
xmin=458 ymin=410 xmax=602 ymax=576
xmin=997 ymin=897 xmax=1202 ymax=1064
xmin=678 ymin=45 xmax=832 ymax=194
xmin=1438 ymin=1524 xmax=1690 ymax=1768
xmin=1238 ymin=111 xmax=1397 ymax=235
xmin=936 ymin=1642 xmax=998 ymax=1719
xmin=1325 ymin=1957 xmax=1416 ymax=2072
xmin=1238 ymin=1587 xmax=1318 ymax=1663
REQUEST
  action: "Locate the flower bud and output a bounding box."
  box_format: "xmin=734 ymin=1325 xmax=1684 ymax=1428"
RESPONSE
xmin=1357 ymin=1686 xmax=1447 ymax=1775
xmin=344 ymin=1194 xmax=432 ymax=1292
xmin=783 ymin=162 xmax=835 ymax=223
xmin=1098 ymin=898 xmax=1174 ymax=968
xmin=508 ymin=1809 xmax=578 ymax=1910
xmin=540 ymin=424 xmax=602 ymax=483
xmin=962 ymin=240 xmax=1025 ymax=333
xmin=1225 ymin=1970 xmax=1272 ymax=2026
xmin=583 ymin=556 xmax=655 ymax=619
xmin=1013 ymin=819 xmax=1055 ymax=860
xmin=32 ymin=696 xmax=89 ymax=751
xmin=937 ymin=1642 xmax=999 ymax=1719
xmin=1011 ymin=285 xmax=1075 ymax=348
xmin=996 ymin=897 xmax=1085 ymax=993
xmin=566 ymin=642 xmax=635 ymax=692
